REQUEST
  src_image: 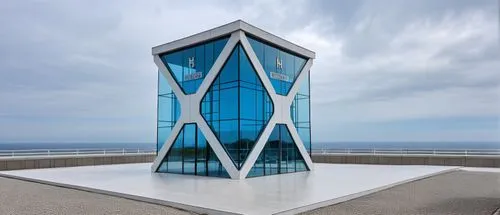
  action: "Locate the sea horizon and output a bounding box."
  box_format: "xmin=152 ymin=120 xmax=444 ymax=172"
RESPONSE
xmin=0 ymin=141 xmax=499 ymax=151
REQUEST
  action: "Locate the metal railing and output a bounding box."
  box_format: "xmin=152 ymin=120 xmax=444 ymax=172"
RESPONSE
xmin=2 ymin=147 xmax=500 ymax=158
xmin=311 ymin=148 xmax=500 ymax=157
xmin=0 ymin=148 xmax=156 ymax=158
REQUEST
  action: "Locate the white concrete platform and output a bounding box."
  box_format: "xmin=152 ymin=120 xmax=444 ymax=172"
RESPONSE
xmin=461 ymin=167 xmax=500 ymax=173
xmin=0 ymin=163 xmax=457 ymax=215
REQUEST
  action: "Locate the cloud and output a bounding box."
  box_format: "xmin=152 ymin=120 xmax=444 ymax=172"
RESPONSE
xmin=0 ymin=0 xmax=498 ymax=143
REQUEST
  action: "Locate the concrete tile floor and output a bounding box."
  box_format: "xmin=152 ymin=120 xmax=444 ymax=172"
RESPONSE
xmin=0 ymin=163 xmax=456 ymax=215
xmin=302 ymin=170 xmax=500 ymax=215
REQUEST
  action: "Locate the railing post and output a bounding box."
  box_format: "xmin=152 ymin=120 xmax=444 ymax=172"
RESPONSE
xmin=11 ymin=151 xmax=14 ymax=157
xmin=137 ymin=148 xmax=140 ymax=154
xmin=122 ymin=148 xmax=125 ymax=155
xmin=104 ymin=149 xmax=106 ymax=155
xmin=47 ymin=150 xmax=50 ymax=156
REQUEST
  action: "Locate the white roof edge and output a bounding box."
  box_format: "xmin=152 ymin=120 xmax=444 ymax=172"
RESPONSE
xmin=152 ymin=20 xmax=316 ymax=59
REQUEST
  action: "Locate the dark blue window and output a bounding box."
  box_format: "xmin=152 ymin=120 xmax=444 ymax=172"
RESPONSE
xmin=247 ymin=36 xmax=306 ymax=96
xmin=159 ymin=37 xmax=229 ymax=95
xmin=201 ymin=44 xmax=274 ymax=169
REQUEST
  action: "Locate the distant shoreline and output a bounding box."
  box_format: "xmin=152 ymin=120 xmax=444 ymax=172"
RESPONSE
xmin=0 ymin=142 xmax=499 ymax=150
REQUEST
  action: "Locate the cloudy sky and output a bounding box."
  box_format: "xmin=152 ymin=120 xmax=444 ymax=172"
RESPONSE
xmin=0 ymin=0 xmax=499 ymax=144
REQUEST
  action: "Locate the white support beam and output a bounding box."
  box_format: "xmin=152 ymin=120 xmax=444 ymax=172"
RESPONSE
xmin=151 ymin=54 xmax=188 ymax=173
xmin=153 ymin=55 xmax=186 ymax=101
xmin=238 ymin=32 xmax=282 ymax=178
xmin=284 ymin=119 xmax=314 ymax=170
xmin=285 ymin=59 xmax=313 ymax=104
xmin=239 ymin=32 xmax=278 ymax=100
xmin=196 ymin=117 xmax=240 ymax=179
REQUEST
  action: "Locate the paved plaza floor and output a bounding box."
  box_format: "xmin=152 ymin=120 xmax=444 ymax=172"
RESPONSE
xmin=0 ymin=163 xmax=456 ymax=214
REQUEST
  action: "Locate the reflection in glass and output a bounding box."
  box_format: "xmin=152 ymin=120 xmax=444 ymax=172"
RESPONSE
xmin=157 ymin=35 xmax=312 ymax=178
xmin=247 ymin=36 xmax=307 ymax=96
xmin=157 ymin=123 xmax=230 ymax=178
xmin=157 ymin=71 xmax=180 ymax=152
xmin=290 ymin=71 xmax=312 ymax=155
xmin=160 ymin=37 xmax=229 ymax=95
xmin=248 ymin=124 xmax=308 ymax=177
xmin=201 ymin=44 xmax=273 ymax=169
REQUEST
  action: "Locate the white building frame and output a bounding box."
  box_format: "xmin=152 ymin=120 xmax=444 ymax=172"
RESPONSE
xmin=151 ymin=20 xmax=315 ymax=179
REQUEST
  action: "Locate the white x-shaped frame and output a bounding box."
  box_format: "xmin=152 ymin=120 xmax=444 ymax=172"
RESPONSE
xmin=152 ymin=30 xmax=314 ymax=179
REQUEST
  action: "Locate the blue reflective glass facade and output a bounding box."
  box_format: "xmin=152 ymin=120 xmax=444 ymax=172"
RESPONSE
xmin=157 ymin=71 xmax=180 ymax=152
xmin=248 ymin=124 xmax=308 ymax=177
xmin=201 ymin=44 xmax=273 ymax=169
xmin=155 ymin=30 xmax=312 ymax=179
xmin=291 ymin=72 xmax=312 ymax=155
xmin=157 ymin=123 xmax=230 ymax=178
xmin=160 ymin=37 xmax=229 ymax=95
xmin=247 ymin=36 xmax=306 ymax=96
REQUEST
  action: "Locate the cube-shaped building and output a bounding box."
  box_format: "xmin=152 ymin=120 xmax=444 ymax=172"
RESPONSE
xmin=152 ymin=20 xmax=314 ymax=179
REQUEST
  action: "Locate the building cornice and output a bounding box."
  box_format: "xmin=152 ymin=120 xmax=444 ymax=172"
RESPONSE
xmin=152 ymin=20 xmax=316 ymax=59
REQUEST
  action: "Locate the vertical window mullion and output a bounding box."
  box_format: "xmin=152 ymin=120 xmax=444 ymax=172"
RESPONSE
xmin=194 ymin=125 xmax=198 ymax=175
xmin=308 ymin=71 xmax=312 ymax=156
xmin=181 ymin=126 xmax=185 ymax=174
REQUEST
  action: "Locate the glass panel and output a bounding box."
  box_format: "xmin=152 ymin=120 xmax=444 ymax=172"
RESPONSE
xmin=158 ymin=70 xmax=172 ymax=95
xmin=157 ymin=71 xmax=179 ymax=153
xmin=239 ymin=119 xmax=263 ymax=166
xmin=183 ymin=124 xmax=196 ymax=175
xmin=207 ymin=145 xmax=230 ymax=178
xmin=247 ymin=36 xmax=307 ymax=96
xmin=265 ymin=125 xmax=280 ymax=176
xmin=280 ymin=124 xmax=293 ymax=173
xmin=282 ymin=125 xmax=308 ymax=172
xmin=248 ymin=152 xmax=265 ymax=177
xmin=157 ymin=123 xmax=171 ymax=152
xmin=219 ymin=88 xmax=238 ymax=120
xmin=218 ymin=120 xmax=239 ymax=166
xmin=160 ymin=37 xmax=229 ymax=94
xmin=290 ymin=72 xmax=311 ymax=155
xmin=298 ymin=128 xmax=311 ymax=156
xmin=247 ymin=124 xmax=308 ymax=177
xmin=218 ymin=47 xmax=239 ymax=84
xmin=157 ymin=123 xmax=229 ymax=178
xmin=196 ymin=127 xmax=206 ymax=176
xmin=164 ymin=129 xmax=183 ymax=174
xmin=201 ymin=44 xmax=273 ymax=169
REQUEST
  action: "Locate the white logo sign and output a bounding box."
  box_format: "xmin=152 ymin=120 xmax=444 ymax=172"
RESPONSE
xmin=270 ymin=72 xmax=292 ymax=82
xmin=183 ymin=56 xmax=202 ymax=81
xmin=270 ymin=57 xmax=291 ymax=82
xmin=188 ymin=57 xmax=195 ymax=68
xmin=184 ymin=72 xmax=203 ymax=81
xmin=276 ymin=57 xmax=283 ymax=70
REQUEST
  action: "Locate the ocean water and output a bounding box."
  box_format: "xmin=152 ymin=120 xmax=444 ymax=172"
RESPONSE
xmin=318 ymin=142 xmax=500 ymax=150
xmin=0 ymin=143 xmax=155 ymax=151
xmin=0 ymin=142 xmax=499 ymax=150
